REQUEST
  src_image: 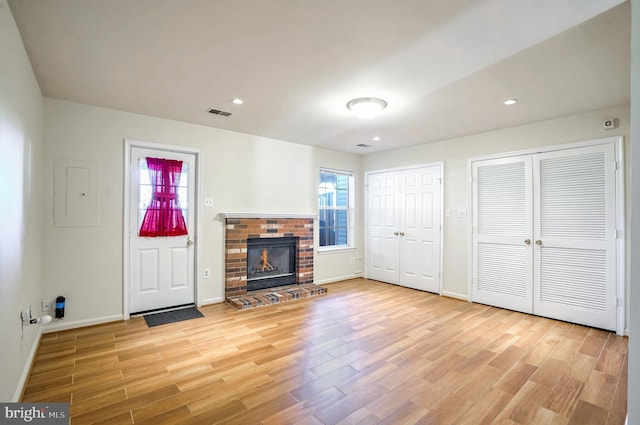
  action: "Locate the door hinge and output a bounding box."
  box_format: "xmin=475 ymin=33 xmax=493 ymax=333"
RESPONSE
xmin=616 ymin=229 xmax=623 ymax=239
xmin=615 ymin=161 xmax=621 ymax=171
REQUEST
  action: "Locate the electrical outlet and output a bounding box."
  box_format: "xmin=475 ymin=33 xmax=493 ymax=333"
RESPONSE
xmin=203 ymin=268 xmax=211 ymax=279
xmin=350 ymin=258 xmax=355 ymax=265
xmin=42 ymin=300 xmax=52 ymax=312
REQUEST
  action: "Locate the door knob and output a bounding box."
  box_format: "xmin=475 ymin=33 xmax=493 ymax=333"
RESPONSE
xmin=186 ymin=237 xmax=194 ymax=247
xmin=399 ymin=232 xmax=405 ymax=236
xmin=524 ymin=239 xmax=531 ymax=245
xmin=535 ymin=240 xmax=542 ymax=246
xmin=393 ymin=231 xmax=399 ymax=236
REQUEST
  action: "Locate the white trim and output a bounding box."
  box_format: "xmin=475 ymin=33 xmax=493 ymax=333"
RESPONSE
xmin=42 ymin=314 xmax=124 ymax=333
xmin=467 ymin=136 xmax=622 ymax=162
xmin=200 ymin=297 xmax=225 ymax=306
xmin=221 ymin=212 xmax=317 ymax=219
xmin=466 ymin=136 xmax=625 ymax=334
xmin=614 ymin=138 xmax=626 ymax=336
xmin=13 ymin=328 xmax=42 ymax=402
xmin=123 ymin=139 xmax=203 ymax=320
xmin=314 ymin=274 xmax=364 ymax=285
xmin=365 ymin=162 xmax=443 ymax=175
xmin=441 ymin=291 xmax=468 ymax=301
xmin=466 ymin=158 xmax=474 ymax=302
xmin=317 ymin=246 xmax=356 ymax=254
xmin=364 ymin=161 xmax=444 ymax=295
xmin=319 ymin=166 xmax=353 ymax=176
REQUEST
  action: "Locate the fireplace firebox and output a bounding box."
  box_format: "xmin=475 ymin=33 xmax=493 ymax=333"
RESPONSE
xmin=246 ymin=237 xmax=297 ymax=291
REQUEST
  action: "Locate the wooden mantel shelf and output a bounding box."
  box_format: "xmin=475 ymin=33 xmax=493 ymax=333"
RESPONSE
xmin=220 ymin=212 xmax=317 ymax=220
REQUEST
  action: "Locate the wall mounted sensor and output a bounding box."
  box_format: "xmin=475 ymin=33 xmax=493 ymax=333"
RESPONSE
xmin=602 ymin=118 xmax=617 ymax=130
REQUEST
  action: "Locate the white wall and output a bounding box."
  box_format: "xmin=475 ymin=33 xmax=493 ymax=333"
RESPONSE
xmin=363 ymin=105 xmax=631 ymax=306
xmin=627 ymin=0 xmax=639 ymax=423
xmin=0 ymin=0 xmax=44 ymax=401
xmin=41 ymin=98 xmax=364 ymax=327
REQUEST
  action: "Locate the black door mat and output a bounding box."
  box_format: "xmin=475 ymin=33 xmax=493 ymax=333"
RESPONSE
xmin=144 ymin=307 xmax=204 ymax=327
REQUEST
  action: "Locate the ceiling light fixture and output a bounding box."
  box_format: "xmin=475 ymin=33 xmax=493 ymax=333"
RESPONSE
xmin=347 ymin=97 xmax=388 ymax=119
xmin=372 ymin=136 xmax=381 ymax=141
xmin=503 ymin=98 xmax=518 ymax=105
xmin=231 ymin=98 xmax=244 ymax=105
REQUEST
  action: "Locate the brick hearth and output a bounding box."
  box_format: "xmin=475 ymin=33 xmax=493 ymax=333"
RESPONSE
xmin=224 ymin=215 xmax=314 ymax=298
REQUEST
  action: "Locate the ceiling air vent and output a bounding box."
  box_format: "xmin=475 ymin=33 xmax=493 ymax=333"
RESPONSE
xmin=208 ymin=108 xmax=232 ymax=117
xmin=356 ymin=143 xmax=372 ymax=148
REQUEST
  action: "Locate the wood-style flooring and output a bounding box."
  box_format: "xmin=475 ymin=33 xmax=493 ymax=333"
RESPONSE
xmin=22 ymin=278 xmax=628 ymax=425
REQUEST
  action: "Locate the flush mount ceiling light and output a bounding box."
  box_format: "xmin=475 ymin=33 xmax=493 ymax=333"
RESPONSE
xmin=347 ymin=97 xmax=388 ymax=119
xmin=231 ymin=98 xmax=244 ymax=105
xmin=503 ymin=98 xmax=518 ymax=105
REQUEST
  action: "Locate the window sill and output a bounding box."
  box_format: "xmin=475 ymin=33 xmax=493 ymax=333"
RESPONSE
xmin=317 ymin=246 xmax=356 ymax=255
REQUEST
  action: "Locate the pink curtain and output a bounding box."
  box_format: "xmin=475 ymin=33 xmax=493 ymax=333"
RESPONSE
xmin=139 ymin=157 xmax=188 ymax=237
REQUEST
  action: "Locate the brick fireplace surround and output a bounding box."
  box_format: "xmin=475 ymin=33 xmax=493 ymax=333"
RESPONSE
xmin=223 ymin=214 xmax=315 ymax=298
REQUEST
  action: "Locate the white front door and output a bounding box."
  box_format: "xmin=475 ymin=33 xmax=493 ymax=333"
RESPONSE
xmin=129 ymin=147 xmax=196 ymax=314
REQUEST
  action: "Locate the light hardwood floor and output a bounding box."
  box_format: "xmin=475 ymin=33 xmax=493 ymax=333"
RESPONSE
xmin=22 ymin=279 xmax=628 ymax=425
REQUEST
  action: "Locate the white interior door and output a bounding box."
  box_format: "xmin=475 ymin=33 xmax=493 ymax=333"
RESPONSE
xmin=366 ymin=165 xmax=442 ymax=294
xmin=399 ymin=166 xmax=441 ymax=293
xmin=472 ymin=155 xmax=534 ymax=314
xmin=129 ymin=147 xmax=196 ymax=314
xmin=366 ymin=171 xmax=400 ymax=283
xmin=533 ymin=144 xmax=617 ymax=330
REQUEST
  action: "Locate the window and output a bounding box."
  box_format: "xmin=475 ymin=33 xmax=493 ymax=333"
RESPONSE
xmin=319 ymin=168 xmax=354 ymax=249
xmin=138 ymin=157 xmax=189 ymax=236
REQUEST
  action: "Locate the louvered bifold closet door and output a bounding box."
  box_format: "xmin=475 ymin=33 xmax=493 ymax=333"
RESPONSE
xmin=533 ymin=144 xmax=616 ymax=331
xmin=472 ymin=156 xmax=533 ymax=314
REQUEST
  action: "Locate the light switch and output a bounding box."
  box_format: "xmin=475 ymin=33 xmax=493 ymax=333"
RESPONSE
xmin=458 ymin=209 xmax=467 ymax=218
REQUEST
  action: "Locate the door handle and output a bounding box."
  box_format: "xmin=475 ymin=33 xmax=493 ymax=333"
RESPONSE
xmin=394 ymin=231 xmax=399 ymax=236
xmin=399 ymin=232 xmax=405 ymax=236
xmin=186 ymin=237 xmax=194 ymax=247
xmin=535 ymin=240 xmax=542 ymax=246
xmin=524 ymin=239 xmax=531 ymax=245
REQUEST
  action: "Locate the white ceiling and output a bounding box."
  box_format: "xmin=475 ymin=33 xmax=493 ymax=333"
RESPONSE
xmin=8 ymin=0 xmax=630 ymax=154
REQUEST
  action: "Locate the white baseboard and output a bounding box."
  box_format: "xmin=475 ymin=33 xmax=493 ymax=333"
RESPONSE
xmin=314 ymin=274 xmax=364 ymax=285
xmin=200 ymin=297 xmax=224 ymax=306
xmin=13 ymin=327 xmax=43 ymax=402
xmin=42 ymin=314 xmax=124 ymax=334
xmin=441 ymin=290 xmax=469 ymax=301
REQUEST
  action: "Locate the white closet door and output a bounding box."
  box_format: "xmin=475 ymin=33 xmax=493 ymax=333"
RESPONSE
xmin=472 ymin=156 xmax=533 ymax=313
xmin=366 ymin=171 xmax=400 ymax=283
xmin=399 ymin=166 xmax=441 ymax=293
xmin=533 ymin=144 xmax=617 ymax=330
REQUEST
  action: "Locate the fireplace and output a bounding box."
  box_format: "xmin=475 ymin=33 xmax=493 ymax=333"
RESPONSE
xmin=223 ymin=214 xmax=314 ymax=298
xmin=247 ymin=237 xmax=297 ymax=291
